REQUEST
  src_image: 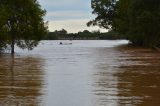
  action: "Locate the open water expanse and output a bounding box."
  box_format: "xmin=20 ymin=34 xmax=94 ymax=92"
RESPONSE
xmin=0 ymin=40 xmax=160 ymax=106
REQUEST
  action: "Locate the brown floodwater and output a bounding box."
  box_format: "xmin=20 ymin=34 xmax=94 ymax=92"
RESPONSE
xmin=0 ymin=40 xmax=160 ymax=106
xmin=0 ymin=55 xmax=44 ymax=106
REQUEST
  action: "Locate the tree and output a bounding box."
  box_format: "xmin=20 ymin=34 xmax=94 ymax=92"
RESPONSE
xmin=87 ymin=0 xmax=117 ymax=29
xmin=88 ymin=0 xmax=160 ymax=47
xmin=0 ymin=4 xmax=10 ymax=51
xmin=83 ymin=30 xmax=91 ymax=34
xmin=58 ymin=29 xmax=68 ymax=35
xmin=127 ymin=0 xmax=160 ymax=47
xmin=0 ymin=0 xmax=48 ymax=54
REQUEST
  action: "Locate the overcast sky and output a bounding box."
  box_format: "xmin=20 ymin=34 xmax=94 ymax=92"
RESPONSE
xmin=38 ymin=0 xmax=107 ymax=33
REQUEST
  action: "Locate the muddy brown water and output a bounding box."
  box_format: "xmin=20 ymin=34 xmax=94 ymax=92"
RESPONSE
xmin=0 ymin=40 xmax=159 ymax=106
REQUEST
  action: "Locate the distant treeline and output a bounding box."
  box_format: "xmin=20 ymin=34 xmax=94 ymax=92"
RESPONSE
xmin=43 ymin=29 xmax=124 ymax=40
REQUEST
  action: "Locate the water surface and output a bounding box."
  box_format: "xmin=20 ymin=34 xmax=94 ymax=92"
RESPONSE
xmin=0 ymin=40 xmax=160 ymax=106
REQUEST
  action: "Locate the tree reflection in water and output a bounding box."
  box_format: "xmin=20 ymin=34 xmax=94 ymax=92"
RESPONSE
xmin=0 ymin=54 xmax=44 ymax=106
xmin=92 ymin=46 xmax=160 ymax=106
xmin=116 ymin=46 xmax=160 ymax=106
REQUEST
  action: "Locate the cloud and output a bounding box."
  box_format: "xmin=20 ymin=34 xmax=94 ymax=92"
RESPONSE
xmin=48 ymin=19 xmax=107 ymax=33
xmin=38 ymin=0 xmax=107 ymax=33
xmin=46 ymin=10 xmax=93 ymax=21
xmin=39 ymin=0 xmax=81 ymax=7
xmin=38 ymin=0 xmax=90 ymax=11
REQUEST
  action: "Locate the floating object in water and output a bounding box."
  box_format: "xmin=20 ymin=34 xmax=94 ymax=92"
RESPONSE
xmin=59 ymin=42 xmax=72 ymax=45
xmin=59 ymin=42 xmax=63 ymax=45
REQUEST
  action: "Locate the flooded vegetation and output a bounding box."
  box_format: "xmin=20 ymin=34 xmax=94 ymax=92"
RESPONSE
xmin=0 ymin=40 xmax=160 ymax=106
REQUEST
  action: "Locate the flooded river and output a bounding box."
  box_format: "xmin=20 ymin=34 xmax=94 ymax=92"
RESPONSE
xmin=0 ymin=40 xmax=160 ymax=106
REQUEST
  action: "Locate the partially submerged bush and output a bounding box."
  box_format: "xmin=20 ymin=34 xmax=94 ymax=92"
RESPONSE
xmin=0 ymin=41 xmax=7 ymax=53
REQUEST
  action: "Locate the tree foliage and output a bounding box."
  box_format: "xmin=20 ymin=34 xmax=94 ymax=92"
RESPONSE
xmin=87 ymin=0 xmax=117 ymax=29
xmin=0 ymin=0 xmax=48 ymax=53
xmin=88 ymin=0 xmax=160 ymax=47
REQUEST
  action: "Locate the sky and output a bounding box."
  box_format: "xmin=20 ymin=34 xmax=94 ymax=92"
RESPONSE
xmin=38 ymin=0 xmax=107 ymax=33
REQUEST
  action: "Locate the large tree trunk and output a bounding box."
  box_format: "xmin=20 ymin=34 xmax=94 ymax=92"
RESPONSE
xmin=11 ymin=36 xmax=15 ymax=55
